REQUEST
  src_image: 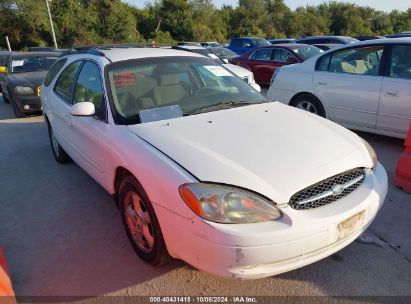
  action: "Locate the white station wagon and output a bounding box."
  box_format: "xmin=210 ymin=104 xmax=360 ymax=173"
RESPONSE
xmin=41 ymin=47 xmax=388 ymax=279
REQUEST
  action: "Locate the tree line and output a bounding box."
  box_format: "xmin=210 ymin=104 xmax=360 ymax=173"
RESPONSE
xmin=0 ymin=0 xmax=410 ymax=50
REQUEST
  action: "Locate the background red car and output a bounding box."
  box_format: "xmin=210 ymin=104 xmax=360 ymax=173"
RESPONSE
xmin=229 ymin=44 xmax=322 ymax=85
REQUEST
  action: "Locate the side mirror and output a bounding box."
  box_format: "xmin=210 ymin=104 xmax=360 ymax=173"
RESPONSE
xmin=0 ymin=66 xmax=8 ymax=73
xmin=287 ymin=57 xmax=299 ymax=64
xmin=222 ymin=58 xmax=229 ymax=64
xmin=70 ymin=102 xmax=95 ymax=116
xmin=250 ymin=82 xmax=261 ymax=92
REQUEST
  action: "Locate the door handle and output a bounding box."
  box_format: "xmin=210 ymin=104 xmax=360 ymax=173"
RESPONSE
xmin=386 ymin=91 xmax=399 ymax=97
xmin=318 ymin=81 xmax=327 ymax=85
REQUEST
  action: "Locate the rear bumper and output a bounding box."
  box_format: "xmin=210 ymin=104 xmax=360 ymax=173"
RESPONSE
xmin=156 ymin=163 xmax=388 ymax=279
xmin=267 ymin=87 xmax=295 ymax=105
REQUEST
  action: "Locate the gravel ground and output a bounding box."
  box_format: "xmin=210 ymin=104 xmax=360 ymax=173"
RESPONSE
xmin=0 ymin=94 xmax=410 ymax=299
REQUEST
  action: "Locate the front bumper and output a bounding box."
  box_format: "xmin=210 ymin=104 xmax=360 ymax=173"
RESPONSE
xmin=14 ymin=94 xmax=42 ymax=113
xmin=156 ymin=162 xmax=388 ymax=279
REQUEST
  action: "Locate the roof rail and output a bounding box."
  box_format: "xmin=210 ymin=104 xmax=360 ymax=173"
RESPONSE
xmin=60 ymin=48 xmax=105 ymax=57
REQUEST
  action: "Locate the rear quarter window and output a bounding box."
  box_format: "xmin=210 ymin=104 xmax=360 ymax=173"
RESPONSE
xmin=44 ymin=59 xmax=67 ymax=87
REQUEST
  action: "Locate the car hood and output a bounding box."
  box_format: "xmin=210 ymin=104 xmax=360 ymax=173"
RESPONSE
xmin=8 ymin=71 xmax=47 ymax=87
xmin=127 ymin=102 xmax=372 ymax=203
xmin=223 ymin=63 xmax=251 ymax=78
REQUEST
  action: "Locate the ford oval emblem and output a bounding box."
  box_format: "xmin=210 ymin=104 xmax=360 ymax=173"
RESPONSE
xmin=331 ymin=184 xmax=344 ymax=195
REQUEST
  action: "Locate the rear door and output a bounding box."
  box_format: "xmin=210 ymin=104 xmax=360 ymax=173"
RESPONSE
xmin=245 ymin=48 xmax=274 ymax=84
xmin=313 ymin=45 xmax=384 ymax=131
xmin=377 ymin=45 xmax=411 ymax=137
xmin=51 ymin=60 xmax=83 ymax=155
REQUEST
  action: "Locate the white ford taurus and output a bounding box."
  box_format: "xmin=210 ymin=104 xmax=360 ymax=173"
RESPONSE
xmin=41 ymin=47 xmax=388 ymax=279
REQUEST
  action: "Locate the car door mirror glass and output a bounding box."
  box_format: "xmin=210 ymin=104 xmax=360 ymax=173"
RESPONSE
xmin=70 ymin=102 xmax=95 ymax=116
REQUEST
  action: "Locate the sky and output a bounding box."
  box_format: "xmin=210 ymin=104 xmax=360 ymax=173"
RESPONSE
xmin=123 ymin=0 xmax=410 ymax=12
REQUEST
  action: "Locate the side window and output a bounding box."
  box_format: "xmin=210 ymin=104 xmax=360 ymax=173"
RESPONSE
xmin=44 ymin=59 xmax=67 ymax=87
xmin=329 ymin=39 xmax=341 ymax=44
xmin=54 ymin=61 xmax=82 ymax=103
xmin=320 ymin=47 xmax=383 ymax=76
xmin=73 ymin=61 xmax=105 ymax=120
xmin=389 ymin=45 xmax=411 ymax=80
xmin=318 ymin=54 xmax=331 ymax=71
xmin=231 ymin=39 xmax=242 ymax=48
xmin=250 ymin=48 xmax=272 ymax=60
xmin=272 ymin=49 xmax=293 ymax=62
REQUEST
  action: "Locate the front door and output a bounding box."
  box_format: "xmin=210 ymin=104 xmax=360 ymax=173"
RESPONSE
xmin=377 ymin=45 xmax=411 ymax=137
xmin=313 ymin=46 xmax=385 ymax=131
xmin=69 ymin=60 xmax=108 ymax=187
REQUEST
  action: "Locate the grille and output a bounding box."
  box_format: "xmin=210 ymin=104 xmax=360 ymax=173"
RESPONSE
xmin=289 ymin=168 xmax=366 ymax=210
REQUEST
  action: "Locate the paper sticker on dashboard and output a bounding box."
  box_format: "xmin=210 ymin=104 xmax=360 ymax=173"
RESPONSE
xmin=204 ymin=65 xmax=233 ymax=77
xmin=113 ymin=72 xmax=137 ymax=87
xmin=12 ymin=60 xmax=24 ymax=67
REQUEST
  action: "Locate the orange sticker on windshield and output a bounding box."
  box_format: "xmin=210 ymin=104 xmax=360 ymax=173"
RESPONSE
xmin=113 ymin=72 xmax=137 ymax=87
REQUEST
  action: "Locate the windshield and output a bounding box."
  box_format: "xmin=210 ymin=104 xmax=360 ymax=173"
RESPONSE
xmin=106 ymin=57 xmax=266 ymax=124
xmin=189 ymin=49 xmax=224 ymax=64
xmin=290 ymin=45 xmax=322 ymax=60
xmin=11 ymin=56 xmax=58 ymax=73
xmin=210 ymin=48 xmax=237 ymax=58
xmin=251 ymin=38 xmax=270 ymax=47
xmin=343 ymin=37 xmax=360 ymax=43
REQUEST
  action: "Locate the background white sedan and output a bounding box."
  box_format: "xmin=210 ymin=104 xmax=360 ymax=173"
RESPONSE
xmin=267 ymin=38 xmax=411 ymax=139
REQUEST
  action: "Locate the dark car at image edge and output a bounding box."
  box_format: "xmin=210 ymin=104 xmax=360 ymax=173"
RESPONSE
xmin=0 ymin=52 xmax=59 ymax=117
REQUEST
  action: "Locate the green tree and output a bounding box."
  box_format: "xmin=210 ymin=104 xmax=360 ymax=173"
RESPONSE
xmin=159 ymin=0 xmax=193 ymax=41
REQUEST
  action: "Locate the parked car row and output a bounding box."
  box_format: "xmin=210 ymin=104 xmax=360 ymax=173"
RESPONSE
xmin=40 ymin=46 xmax=387 ymax=279
xmin=267 ymin=38 xmax=411 ymax=139
xmin=229 ymin=44 xmax=323 ymax=85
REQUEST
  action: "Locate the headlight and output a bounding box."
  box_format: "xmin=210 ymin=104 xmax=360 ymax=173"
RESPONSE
xmin=361 ymin=138 xmax=377 ymax=170
xmin=179 ymin=183 xmax=282 ymax=224
xmin=15 ymin=86 xmax=34 ymax=95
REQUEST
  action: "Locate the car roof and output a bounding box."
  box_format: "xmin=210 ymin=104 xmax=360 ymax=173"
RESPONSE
xmin=12 ymin=51 xmax=60 ymax=58
xmin=269 ymin=38 xmax=295 ymax=41
xmin=342 ymin=37 xmax=411 ymax=46
xmin=63 ymin=47 xmax=205 ymax=63
xmin=298 ymin=36 xmax=353 ymax=39
xmin=174 ymin=45 xmax=206 ymax=50
xmin=253 ymin=43 xmax=315 ymax=48
xmin=231 ymin=37 xmax=266 ymax=40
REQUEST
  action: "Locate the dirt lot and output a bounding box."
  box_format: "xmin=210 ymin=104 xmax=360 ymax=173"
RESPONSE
xmin=0 ymin=95 xmax=410 ymax=298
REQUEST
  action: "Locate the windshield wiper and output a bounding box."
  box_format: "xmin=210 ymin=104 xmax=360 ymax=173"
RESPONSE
xmin=185 ymin=101 xmax=265 ymax=115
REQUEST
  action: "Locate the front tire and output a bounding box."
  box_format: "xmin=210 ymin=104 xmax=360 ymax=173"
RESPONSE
xmin=47 ymin=122 xmax=71 ymax=164
xmin=119 ymin=175 xmax=170 ymax=266
xmin=291 ymin=94 xmax=325 ymax=117
xmin=2 ymin=87 xmax=10 ymax=104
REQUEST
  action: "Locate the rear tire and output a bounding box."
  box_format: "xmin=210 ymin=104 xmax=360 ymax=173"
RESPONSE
xmin=119 ymin=175 xmax=170 ymax=266
xmin=47 ymin=122 xmax=71 ymax=164
xmin=291 ymin=94 xmax=325 ymax=117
